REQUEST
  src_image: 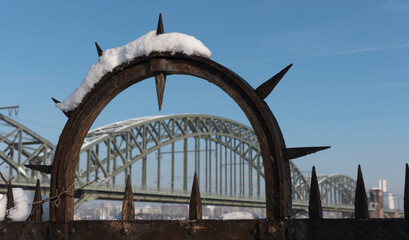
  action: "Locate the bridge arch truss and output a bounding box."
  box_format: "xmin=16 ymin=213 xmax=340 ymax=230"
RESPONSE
xmin=79 ymin=114 xmax=265 ymax=198
xmin=0 ymin=113 xmax=357 ymax=208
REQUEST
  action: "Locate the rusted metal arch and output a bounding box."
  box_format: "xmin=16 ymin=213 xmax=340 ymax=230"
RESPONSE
xmin=51 ymin=53 xmax=291 ymax=223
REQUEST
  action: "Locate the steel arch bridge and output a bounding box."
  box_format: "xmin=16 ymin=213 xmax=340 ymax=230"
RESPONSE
xmin=1 ymin=113 xmax=360 ymax=213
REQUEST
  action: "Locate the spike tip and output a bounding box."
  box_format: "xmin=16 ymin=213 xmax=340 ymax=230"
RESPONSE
xmin=255 ymin=64 xmax=293 ymax=99
xmin=51 ymin=98 xmax=72 ymax=118
xmin=155 ymin=73 xmax=167 ymax=111
xmin=355 ymin=165 xmax=369 ymax=219
xmin=156 ymin=13 xmax=164 ymax=35
xmin=25 ymin=164 xmax=53 ymax=174
xmin=95 ymin=42 xmax=103 ymax=57
xmin=29 ymin=179 xmax=43 ymax=222
xmin=189 ymin=172 xmax=202 ymax=220
xmin=51 ymin=97 xmax=60 ymax=104
xmin=283 ymin=146 xmax=330 ymax=160
xmin=309 ymin=166 xmax=322 ymax=219
xmin=122 ymin=175 xmax=135 ymax=220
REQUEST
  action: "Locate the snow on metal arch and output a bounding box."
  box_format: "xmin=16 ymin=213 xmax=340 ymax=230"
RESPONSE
xmin=50 ymin=52 xmax=290 ymax=223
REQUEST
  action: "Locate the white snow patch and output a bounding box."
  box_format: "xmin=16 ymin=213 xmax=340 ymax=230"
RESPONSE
xmin=56 ymin=30 xmax=211 ymax=112
xmin=0 ymin=188 xmax=49 ymax=221
xmin=219 ymin=211 xmax=259 ymax=220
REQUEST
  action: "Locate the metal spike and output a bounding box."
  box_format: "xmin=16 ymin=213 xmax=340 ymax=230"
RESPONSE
xmin=95 ymin=42 xmax=103 ymax=57
xmin=51 ymin=98 xmax=72 ymax=118
xmin=25 ymin=164 xmax=52 ymax=174
xmin=51 ymin=97 xmax=60 ymax=104
xmin=155 ymin=73 xmax=166 ymax=111
xmin=122 ymin=175 xmax=135 ymax=220
xmin=189 ymin=172 xmax=202 ymax=220
xmin=156 ymin=13 xmax=164 ymax=35
xmin=5 ymin=182 xmax=14 ymax=221
xmin=309 ymin=166 xmax=322 ymax=219
xmin=355 ymin=165 xmax=369 ymax=219
xmin=29 ymin=179 xmax=43 ymax=222
xmin=255 ymin=64 xmax=293 ymax=99
xmin=282 ymin=146 xmax=330 ymax=160
xmin=405 ymin=163 xmax=409 ymax=219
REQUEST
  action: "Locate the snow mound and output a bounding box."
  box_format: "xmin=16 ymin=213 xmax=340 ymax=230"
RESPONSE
xmin=56 ymin=30 xmax=211 ymax=112
xmin=219 ymin=211 xmax=259 ymax=220
xmin=0 ymin=188 xmax=49 ymax=221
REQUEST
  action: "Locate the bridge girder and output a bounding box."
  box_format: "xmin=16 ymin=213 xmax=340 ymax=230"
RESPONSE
xmin=78 ymin=114 xmax=264 ymax=197
xmin=317 ymin=174 xmax=356 ymax=205
xmin=1 ymin=113 xmax=357 ymax=208
xmin=0 ymin=114 xmax=54 ymax=181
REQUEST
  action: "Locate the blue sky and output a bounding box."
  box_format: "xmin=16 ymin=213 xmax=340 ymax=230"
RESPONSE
xmin=1 ymin=1 xmax=409 ymax=195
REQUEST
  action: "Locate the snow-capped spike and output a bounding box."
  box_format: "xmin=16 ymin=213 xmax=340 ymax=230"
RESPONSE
xmin=25 ymin=164 xmax=52 ymax=174
xmin=29 ymin=179 xmax=43 ymax=222
xmin=155 ymin=73 xmax=166 ymax=111
xmin=122 ymin=175 xmax=135 ymax=220
xmin=51 ymin=97 xmax=60 ymax=104
xmin=255 ymin=63 xmax=293 ymax=99
xmin=51 ymin=98 xmax=72 ymax=118
xmin=282 ymin=146 xmax=330 ymax=160
xmin=355 ymin=165 xmax=369 ymax=219
xmin=309 ymin=166 xmax=322 ymax=219
xmin=5 ymin=182 xmax=15 ymax=221
xmin=404 ymin=163 xmax=409 ymax=218
xmin=95 ymin=42 xmax=103 ymax=57
xmin=156 ymin=13 xmax=164 ymax=35
xmin=189 ymin=172 xmax=202 ymax=220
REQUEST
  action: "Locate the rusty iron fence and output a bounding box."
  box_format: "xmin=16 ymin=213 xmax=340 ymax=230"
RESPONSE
xmin=1 ymin=14 xmax=409 ymax=239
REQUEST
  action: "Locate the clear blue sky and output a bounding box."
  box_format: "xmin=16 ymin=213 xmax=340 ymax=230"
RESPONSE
xmin=1 ymin=1 xmax=408 ymax=195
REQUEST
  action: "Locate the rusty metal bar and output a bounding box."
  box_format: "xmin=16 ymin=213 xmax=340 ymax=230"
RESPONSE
xmin=2 ymin=219 xmax=409 ymax=239
xmin=5 ymin=182 xmax=15 ymax=221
